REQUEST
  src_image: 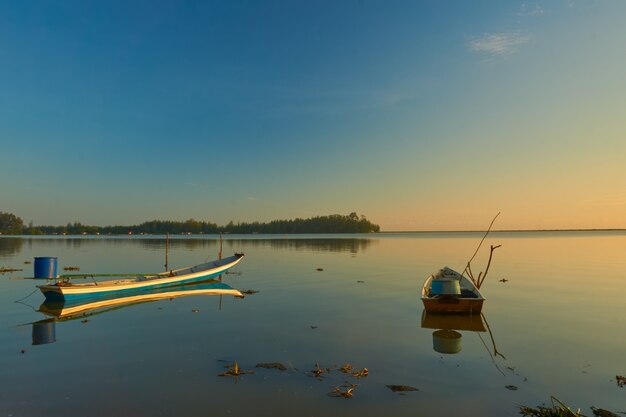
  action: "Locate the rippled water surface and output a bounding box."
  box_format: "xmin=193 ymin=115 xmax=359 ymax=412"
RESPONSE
xmin=1 ymin=232 xmax=625 ymax=416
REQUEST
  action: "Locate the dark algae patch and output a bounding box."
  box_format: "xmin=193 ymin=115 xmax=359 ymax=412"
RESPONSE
xmin=386 ymin=385 xmax=419 ymax=392
xmin=256 ymin=362 xmax=288 ymax=371
xmin=0 ymin=267 xmax=22 ymax=273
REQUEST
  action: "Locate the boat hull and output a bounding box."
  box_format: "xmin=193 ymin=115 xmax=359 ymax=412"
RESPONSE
xmin=421 ymin=297 xmax=484 ymax=314
xmin=39 ymin=280 xmax=243 ymax=319
xmin=37 ymin=254 xmax=243 ymax=302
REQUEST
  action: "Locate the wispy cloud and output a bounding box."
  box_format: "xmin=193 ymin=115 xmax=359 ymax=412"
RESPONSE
xmin=467 ymin=32 xmax=531 ymax=56
xmin=517 ymin=3 xmax=544 ymax=17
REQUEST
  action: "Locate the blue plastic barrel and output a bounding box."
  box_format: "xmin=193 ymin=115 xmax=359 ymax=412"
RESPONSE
xmin=34 ymin=257 xmax=58 ymax=279
xmin=431 ymin=279 xmax=461 ymax=295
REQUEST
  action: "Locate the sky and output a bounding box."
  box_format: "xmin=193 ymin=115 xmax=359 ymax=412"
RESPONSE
xmin=1 ymin=0 xmax=625 ymax=231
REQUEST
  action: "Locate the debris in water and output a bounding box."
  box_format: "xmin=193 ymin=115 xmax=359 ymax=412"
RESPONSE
xmin=310 ymin=325 xmax=318 ymax=329
xmin=505 ymin=385 xmax=518 ymax=391
xmin=81 ymin=319 xmax=89 ymax=324
xmin=316 ymin=268 xmax=324 ymax=271
xmin=328 ymin=383 xmax=357 ymax=398
xmin=192 ymin=309 xmax=200 ymax=313
xmin=0 ymin=267 xmax=22 ymax=273
xmin=310 ymin=363 xmax=330 ymax=379
xmin=519 ymin=397 xmax=584 ymax=417
xmin=499 ymin=278 xmax=509 ymax=283
xmin=357 ymin=280 xmax=365 ymax=283
xmin=218 ymin=361 xmax=255 ymax=377
xmin=616 ymin=375 xmax=625 ymax=388
xmin=20 ymin=349 xmax=26 ymax=354
xmin=24 ymin=261 xmax=31 ymax=264
xmin=338 ymin=363 xmax=353 ymax=373
xmin=386 ymin=385 xmax=418 ymax=392
xmin=352 ymin=368 xmax=369 ymax=378
xmin=241 ymin=289 xmax=259 ymax=295
xmin=591 ymin=407 xmax=620 ymax=417
xmin=256 ymin=362 xmax=287 ymax=371
xmin=63 ymin=266 xmax=80 ymax=271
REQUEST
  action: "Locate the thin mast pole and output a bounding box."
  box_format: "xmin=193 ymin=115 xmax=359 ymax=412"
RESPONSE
xmin=165 ymin=232 xmax=169 ymax=271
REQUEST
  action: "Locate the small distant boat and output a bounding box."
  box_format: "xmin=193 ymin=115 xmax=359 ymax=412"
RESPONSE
xmin=37 ymin=254 xmax=244 ymax=302
xmin=421 ymin=267 xmax=484 ymax=314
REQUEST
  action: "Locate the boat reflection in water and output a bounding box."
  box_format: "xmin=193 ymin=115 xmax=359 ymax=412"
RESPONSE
xmin=421 ymin=311 xmax=486 ymax=354
xmin=32 ymin=321 xmax=56 ymax=345
xmin=421 ymin=310 xmax=506 ymax=374
xmin=30 ymin=279 xmax=243 ymax=345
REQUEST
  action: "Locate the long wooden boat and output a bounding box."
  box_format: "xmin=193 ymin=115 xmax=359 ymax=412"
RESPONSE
xmin=37 ymin=253 xmax=244 ymax=302
xmin=421 ymin=267 xmax=484 ymax=314
xmin=29 ymin=280 xmax=243 ymax=345
xmin=38 ymin=279 xmax=244 ymax=320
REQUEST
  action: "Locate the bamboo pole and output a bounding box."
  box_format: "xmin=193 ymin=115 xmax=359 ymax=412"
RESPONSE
xmin=165 ymin=232 xmax=169 ymax=271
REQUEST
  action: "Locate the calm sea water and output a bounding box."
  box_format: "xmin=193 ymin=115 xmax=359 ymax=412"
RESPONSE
xmin=1 ymin=232 xmax=625 ymax=416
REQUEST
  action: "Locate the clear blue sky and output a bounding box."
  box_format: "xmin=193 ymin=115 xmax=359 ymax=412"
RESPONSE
xmin=2 ymin=1 xmax=625 ymax=230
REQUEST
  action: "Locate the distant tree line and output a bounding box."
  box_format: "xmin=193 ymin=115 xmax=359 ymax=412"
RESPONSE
xmin=0 ymin=211 xmax=380 ymax=235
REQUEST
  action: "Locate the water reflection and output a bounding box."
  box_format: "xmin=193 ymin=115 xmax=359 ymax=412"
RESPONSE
xmin=421 ymin=311 xmax=507 ymax=376
xmin=227 ymin=238 xmax=374 ymax=253
xmin=0 ymin=237 xmax=23 ymax=257
xmin=421 ymin=312 xmax=486 ymax=354
xmin=139 ymin=237 xmax=374 ymax=253
xmin=2 ymin=236 xmax=374 ymax=254
xmin=29 ymin=279 xmax=243 ymax=345
xmin=32 ymin=320 xmax=56 ymax=345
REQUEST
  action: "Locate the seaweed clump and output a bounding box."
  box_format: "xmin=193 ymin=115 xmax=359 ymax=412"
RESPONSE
xmin=519 ymin=397 xmax=584 ymax=417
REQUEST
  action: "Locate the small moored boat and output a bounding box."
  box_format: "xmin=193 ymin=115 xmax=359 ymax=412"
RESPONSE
xmin=421 ymin=267 xmax=484 ymax=314
xmin=37 ymin=254 xmax=244 ymax=302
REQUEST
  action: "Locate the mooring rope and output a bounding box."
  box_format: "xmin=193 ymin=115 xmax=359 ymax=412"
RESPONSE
xmin=13 ymin=288 xmax=40 ymax=311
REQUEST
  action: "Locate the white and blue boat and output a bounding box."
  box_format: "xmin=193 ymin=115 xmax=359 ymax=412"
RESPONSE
xmin=37 ymin=253 xmax=244 ymax=302
xmin=38 ymin=279 xmax=244 ymax=319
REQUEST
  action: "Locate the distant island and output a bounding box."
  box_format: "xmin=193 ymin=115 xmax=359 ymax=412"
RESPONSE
xmin=0 ymin=211 xmax=380 ymax=235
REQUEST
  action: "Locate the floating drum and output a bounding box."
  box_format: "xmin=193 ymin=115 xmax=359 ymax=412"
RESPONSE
xmin=32 ymin=321 xmax=56 ymax=345
xmin=432 ymin=329 xmax=462 ymax=354
xmin=34 ymin=257 xmax=58 ymax=279
xmin=431 ymin=279 xmax=461 ymax=295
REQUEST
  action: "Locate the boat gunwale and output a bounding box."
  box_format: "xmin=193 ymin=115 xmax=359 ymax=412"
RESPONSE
xmin=420 ymin=268 xmax=485 ymax=302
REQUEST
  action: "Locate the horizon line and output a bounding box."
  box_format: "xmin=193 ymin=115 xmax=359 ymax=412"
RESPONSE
xmin=1 ymin=228 xmax=626 ymax=237
xmin=380 ymin=228 xmax=626 ymax=233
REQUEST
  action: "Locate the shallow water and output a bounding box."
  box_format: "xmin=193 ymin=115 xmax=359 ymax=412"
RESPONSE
xmin=1 ymin=232 xmax=625 ymax=416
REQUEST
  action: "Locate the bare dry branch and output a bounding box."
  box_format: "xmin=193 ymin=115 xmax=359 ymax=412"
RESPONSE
xmin=477 ymin=244 xmax=502 ymax=289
